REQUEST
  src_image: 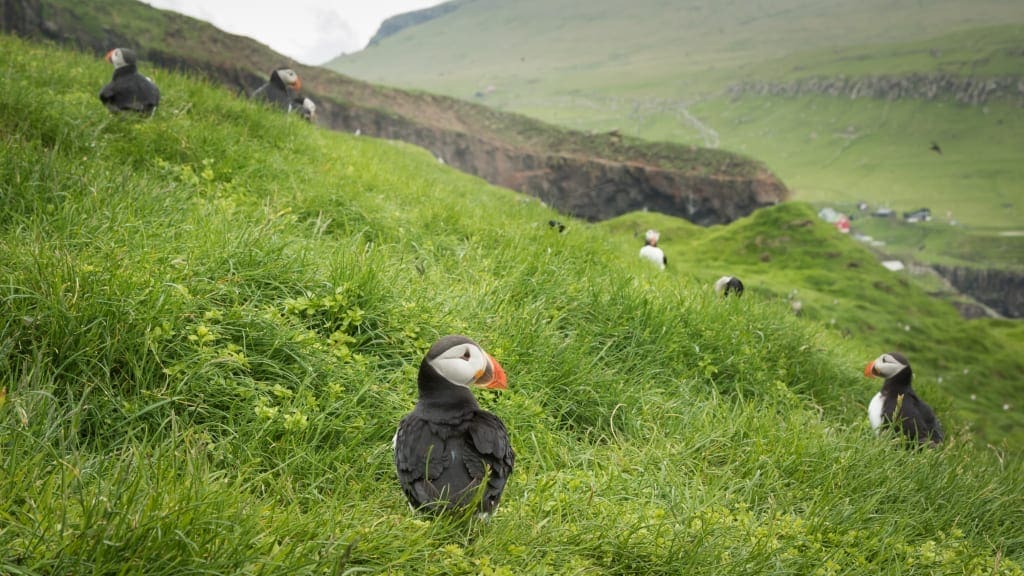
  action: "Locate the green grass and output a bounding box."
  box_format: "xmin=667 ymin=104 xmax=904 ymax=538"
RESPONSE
xmin=3 ymin=36 xmax=1024 ymax=574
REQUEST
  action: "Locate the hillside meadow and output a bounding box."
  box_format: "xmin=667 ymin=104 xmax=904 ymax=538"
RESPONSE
xmin=2 ymin=36 xmax=1024 ymax=574
xmin=331 ymin=3 xmax=1024 ymax=265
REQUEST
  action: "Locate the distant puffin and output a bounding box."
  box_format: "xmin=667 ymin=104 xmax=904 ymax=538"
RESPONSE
xmin=865 ymin=352 xmax=943 ymax=446
xmin=394 ymin=335 xmax=515 ymax=516
xmin=251 ymin=68 xmax=302 ymax=110
xmin=639 ymin=229 xmax=667 ymax=270
xmin=714 ymin=276 xmax=744 ymax=297
xmin=291 ymin=97 xmax=317 ymax=122
xmin=98 ymin=48 xmax=160 ymax=114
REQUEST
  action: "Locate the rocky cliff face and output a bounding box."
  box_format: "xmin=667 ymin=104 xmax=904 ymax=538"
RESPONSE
xmin=728 ymin=74 xmax=1024 ymax=106
xmin=321 ymin=101 xmax=784 ymax=222
xmin=2 ymin=0 xmax=788 ymax=225
xmin=933 ymin=266 xmax=1024 ymax=318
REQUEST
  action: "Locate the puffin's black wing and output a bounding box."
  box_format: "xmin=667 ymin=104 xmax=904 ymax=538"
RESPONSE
xmin=394 ymin=414 xmax=450 ymax=510
xmin=467 ymin=410 xmax=515 ymax=513
xmin=251 ymin=82 xmax=291 ymax=110
xmin=901 ymin=393 xmax=943 ymax=445
xmin=395 ymin=411 xmax=513 ymax=514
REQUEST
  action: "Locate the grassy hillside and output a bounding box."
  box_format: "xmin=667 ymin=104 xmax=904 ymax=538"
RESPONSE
xmin=599 ymin=207 xmax=1024 ymax=446
xmin=330 ymin=1 xmax=1024 ymax=263
xmin=3 ymin=35 xmax=1024 ymax=574
xmin=3 ymin=0 xmax=778 ymax=183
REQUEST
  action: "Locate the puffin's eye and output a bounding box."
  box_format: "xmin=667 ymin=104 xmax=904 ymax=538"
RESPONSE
xmin=461 ymin=348 xmax=472 ymax=361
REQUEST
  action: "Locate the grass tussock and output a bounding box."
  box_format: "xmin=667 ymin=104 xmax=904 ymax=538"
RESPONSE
xmin=2 ymin=36 xmax=1024 ymax=574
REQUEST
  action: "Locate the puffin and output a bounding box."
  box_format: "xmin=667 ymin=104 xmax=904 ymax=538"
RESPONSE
xmin=251 ymin=68 xmax=302 ymax=110
xmin=865 ymin=352 xmax=943 ymax=447
xmin=714 ymin=276 xmax=744 ymax=297
xmin=548 ymin=219 xmax=566 ymax=233
xmin=98 ymin=48 xmax=160 ymax=114
xmin=394 ymin=335 xmax=515 ymax=516
xmin=292 ymin=97 xmax=317 ymax=122
xmin=639 ymin=229 xmax=667 ymax=270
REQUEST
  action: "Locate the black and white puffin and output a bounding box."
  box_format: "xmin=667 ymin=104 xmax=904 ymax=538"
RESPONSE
xmin=714 ymin=276 xmax=744 ymax=297
xmin=251 ymin=68 xmax=302 ymax=110
xmin=394 ymin=335 xmax=514 ymax=516
xmin=98 ymin=48 xmax=160 ymax=114
xmin=865 ymin=352 xmax=943 ymax=446
xmin=291 ymin=97 xmax=316 ymax=122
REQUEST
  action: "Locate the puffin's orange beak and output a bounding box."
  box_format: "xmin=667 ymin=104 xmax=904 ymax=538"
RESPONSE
xmin=105 ymin=49 xmax=114 ymax=63
xmin=477 ymin=354 xmax=507 ymax=390
xmin=293 ymin=77 xmax=302 ymax=91
xmin=864 ymin=360 xmax=876 ymax=378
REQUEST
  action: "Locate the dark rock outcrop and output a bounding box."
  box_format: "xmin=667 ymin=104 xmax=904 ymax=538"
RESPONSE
xmin=320 ymin=99 xmax=783 ymax=222
xmin=729 ymin=74 xmax=1024 ymax=106
xmin=934 ymin=266 xmax=1024 ymax=318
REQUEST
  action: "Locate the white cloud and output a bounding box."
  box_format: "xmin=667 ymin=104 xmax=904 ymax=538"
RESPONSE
xmin=143 ymin=0 xmax=445 ymax=65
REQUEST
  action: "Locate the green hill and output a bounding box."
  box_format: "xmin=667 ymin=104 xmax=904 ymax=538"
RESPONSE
xmin=2 ymin=35 xmax=1023 ymax=574
xmin=329 ymin=0 xmax=1024 ymax=262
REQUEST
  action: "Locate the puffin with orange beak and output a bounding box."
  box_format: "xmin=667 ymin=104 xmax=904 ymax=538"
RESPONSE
xmin=251 ymin=67 xmax=302 ymax=111
xmin=98 ymin=47 xmax=160 ymax=114
xmin=394 ymin=335 xmax=514 ymax=516
xmin=865 ymin=351 xmax=943 ymax=446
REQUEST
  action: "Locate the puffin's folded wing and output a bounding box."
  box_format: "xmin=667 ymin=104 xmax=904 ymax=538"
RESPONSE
xmin=469 ymin=411 xmax=515 ymax=476
xmin=394 ymin=416 xmax=452 ymax=506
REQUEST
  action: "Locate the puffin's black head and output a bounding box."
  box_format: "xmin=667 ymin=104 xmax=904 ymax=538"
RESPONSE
xmin=865 ymin=351 xmax=911 ymax=379
xmin=419 ymin=335 xmax=507 ymax=394
xmin=270 ymin=68 xmax=302 ymax=91
xmin=105 ymin=48 xmax=137 ymax=69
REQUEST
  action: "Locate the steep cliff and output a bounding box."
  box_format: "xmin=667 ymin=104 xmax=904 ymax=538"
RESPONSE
xmin=0 ymin=0 xmax=788 ymax=225
xmin=728 ymin=74 xmax=1024 ymax=106
xmin=368 ymin=1 xmax=465 ymax=47
xmin=934 ymin=266 xmax=1024 ymax=318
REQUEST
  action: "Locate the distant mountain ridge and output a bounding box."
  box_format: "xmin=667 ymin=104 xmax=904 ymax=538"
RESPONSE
xmin=0 ymin=0 xmax=787 ymax=224
xmin=369 ymin=1 xmax=464 ymax=47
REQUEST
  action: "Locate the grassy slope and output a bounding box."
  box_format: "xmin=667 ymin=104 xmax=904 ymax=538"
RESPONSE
xmin=3 ymin=36 xmax=1024 ymax=574
xmin=329 ymin=1 xmax=1024 ymax=261
xmin=10 ymin=0 xmax=775 ymax=182
xmin=599 ymin=207 xmax=1024 ymax=447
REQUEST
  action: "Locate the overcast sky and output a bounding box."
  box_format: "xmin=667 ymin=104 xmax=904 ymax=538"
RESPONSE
xmin=142 ymin=0 xmax=446 ymax=65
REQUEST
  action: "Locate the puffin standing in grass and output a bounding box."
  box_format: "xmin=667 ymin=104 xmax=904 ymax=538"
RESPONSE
xmin=394 ymin=335 xmax=514 ymax=517
xmin=99 ymin=48 xmax=160 ymax=114
xmin=251 ymin=68 xmax=302 ymax=110
xmin=639 ymin=229 xmax=667 ymax=270
xmin=292 ymin=97 xmax=317 ymax=122
xmin=714 ymin=276 xmax=745 ymax=297
xmin=865 ymin=352 xmax=943 ymax=447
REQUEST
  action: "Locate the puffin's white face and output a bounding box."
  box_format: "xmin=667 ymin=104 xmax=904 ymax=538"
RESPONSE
xmin=714 ymin=276 xmax=732 ymax=294
xmin=867 ymin=353 xmax=908 ymax=378
xmin=278 ymin=69 xmax=301 ymax=89
xmin=428 ymin=341 xmax=506 ymax=389
xmin=106 ymin=48 xmax=127 ymax=69
xmin=429 ymin=342 xmax=489 ymax=387
xmin=302 ymin=98 xmax=316 ymax=114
